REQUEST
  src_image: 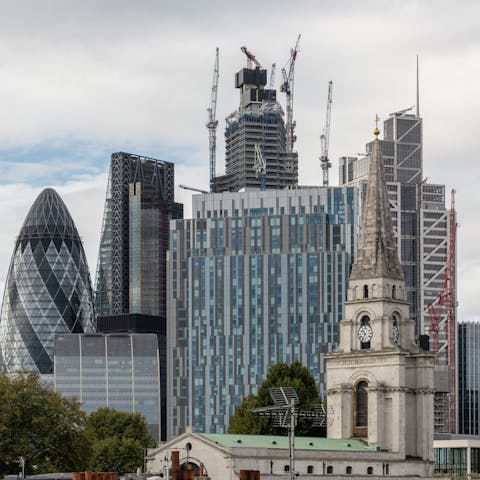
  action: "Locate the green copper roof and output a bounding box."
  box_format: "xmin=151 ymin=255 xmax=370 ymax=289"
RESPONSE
xmin=199 ymin=434 xmax=376 ymax=452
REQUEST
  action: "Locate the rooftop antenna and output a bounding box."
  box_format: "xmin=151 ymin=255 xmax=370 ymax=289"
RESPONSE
xmin=252 ymin=386 xmax=331 ymax=480
xmin=416 ymin=54 xmax=420 ymax=117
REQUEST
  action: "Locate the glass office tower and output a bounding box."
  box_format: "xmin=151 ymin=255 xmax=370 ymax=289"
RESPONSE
xmin=167 ymin=187 xmax=359 ymax=437
xmin=458 ymin=322 xmax=480 ymax=435
xmin=54 ymin=333 xmax=161 ymax=440
xmin=0 ymin=188 xmax=95 ymax=374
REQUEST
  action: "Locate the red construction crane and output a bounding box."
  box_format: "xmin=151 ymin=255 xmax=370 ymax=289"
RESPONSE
xmin=427 ymin=188 xmax=458 ymax=432
xmin=240 ymin=46 xmax=262 ymax=69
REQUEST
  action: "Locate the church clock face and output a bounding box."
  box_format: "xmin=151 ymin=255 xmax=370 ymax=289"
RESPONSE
xmin=392 ymin=323 xmax=399 ymax=344
xmin=358 ymin=324 xmax=373 ymax=343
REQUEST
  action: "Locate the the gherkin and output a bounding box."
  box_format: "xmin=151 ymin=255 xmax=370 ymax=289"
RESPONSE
xmin=0 ymin=188 xmax=95 ymax=374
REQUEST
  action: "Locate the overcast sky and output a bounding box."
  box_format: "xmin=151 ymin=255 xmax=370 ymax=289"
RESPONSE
xmin=0 ymin=0 xmax=478 ymax=322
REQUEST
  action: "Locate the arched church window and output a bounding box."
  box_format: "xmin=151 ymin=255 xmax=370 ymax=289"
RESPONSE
xmin=346 ymin=466 xmax=352 ymax=475
xmin=363 ymin=285 xmax=369 ymax=298
xmin=326 ymin=466 xmax=333 ymax=474
xmin=353 ymin=380 xmax=368 ymax=437
xmin=392 ymin=285 xmax=396 ymax=298
xmin=307 ymin=465 xmax=314 ymax=474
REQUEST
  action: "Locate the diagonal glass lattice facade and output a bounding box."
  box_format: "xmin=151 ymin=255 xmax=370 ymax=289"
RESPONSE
xmin=0 ymin=188 xmax=95 ymax=374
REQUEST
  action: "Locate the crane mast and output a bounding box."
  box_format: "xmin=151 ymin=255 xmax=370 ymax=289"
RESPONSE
xmin=280 ymin=34 xmax=301 ymax=153
xmin=206 ymin=47 xmax=220 ymax=193
xmin=320 ymin=81 xmax=333 ymax=186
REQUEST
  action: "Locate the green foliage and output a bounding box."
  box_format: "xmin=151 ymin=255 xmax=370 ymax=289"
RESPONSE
xmin=228 ymin=362 xmax=325 ymax=437
xmin=0 ymin=373 xmax=89 ymax=476
xmin=86 ymin=408 xmax=155 ymax=474
xmin=88 ymin=438 xmax=144 ymax=474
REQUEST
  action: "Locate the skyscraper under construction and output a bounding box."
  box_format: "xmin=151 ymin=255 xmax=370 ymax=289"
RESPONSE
xmin=214 ymin=64 xmax=298 ymax=192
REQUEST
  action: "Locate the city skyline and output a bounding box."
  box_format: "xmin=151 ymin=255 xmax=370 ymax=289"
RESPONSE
xmin=0 ymin=0 xmax=479 ymax=324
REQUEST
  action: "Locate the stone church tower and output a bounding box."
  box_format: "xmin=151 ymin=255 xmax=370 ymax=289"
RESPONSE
xmin=326 ymin=124 xmax=434 ymax=462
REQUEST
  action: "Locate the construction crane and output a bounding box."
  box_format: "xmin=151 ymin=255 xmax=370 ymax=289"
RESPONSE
xmin=240 ymin=46 xmax=262 ymax=69
xmin=269 ymin=63 xmax=276 ymax=89
xmin=427 ymin=188 xmax=458 ymax=432
xmin=254 ymin=143 xmax=266 ymax=190
xmin=319 ymin=81 xmax=333 ymax=186
xmin=206 ymin=47 xmax=220 ymax=193
xmin=280 ymin=34 xmax=301 ymax=152
xmin=179 ymin=184 xmax=209 ymax=194
xmin=389 ymin=106 xmax=415 ymax=116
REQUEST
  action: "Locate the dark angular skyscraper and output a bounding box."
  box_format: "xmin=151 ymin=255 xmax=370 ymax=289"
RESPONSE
xmin=94 ymin=152 xmax=183 ymax=440
xmin=95 ymin=152 xmax=183 ymax=319
xmin=0 ymin=188 xmax=95 ymax=374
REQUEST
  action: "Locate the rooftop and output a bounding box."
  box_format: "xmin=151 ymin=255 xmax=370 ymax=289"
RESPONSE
xmin=199 ymin=434 xmax=377 ymax=452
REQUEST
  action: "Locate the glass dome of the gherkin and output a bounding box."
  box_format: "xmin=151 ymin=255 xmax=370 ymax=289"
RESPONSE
xmin=0 ymin=188 xmax=95 ymax=374
xmin=19 ymin=188 xmax=80 ymax=240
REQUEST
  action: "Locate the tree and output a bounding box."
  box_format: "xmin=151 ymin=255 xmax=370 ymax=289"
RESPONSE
xmin=0 ymin=373 xmax=89 ymax=476
xmin=88 ymin=438 xmax=145 ymax=475
xmin=85 ymin=408 xmax=156 ymax=474
xmin=228 ymin=362 xmax=325 ymax=436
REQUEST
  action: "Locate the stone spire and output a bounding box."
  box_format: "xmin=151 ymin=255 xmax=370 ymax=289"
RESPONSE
xmin=350 ymin=120 xmax=404 ymax=281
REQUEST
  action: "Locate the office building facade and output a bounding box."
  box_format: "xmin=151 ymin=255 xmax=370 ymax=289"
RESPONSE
xmin=458 ymin=322 xmax=480 ymax=435
xmin=0 ymin=188 xmax=95 ymax=374
xmin=214 ymin=67 xmax=298 ymax=192
xmin=94 ymin=151 xmax=183 ymax=440
xmin=54 ymin=333 xmax=161 ymax=440
xmin=167 ymin=187 xmax=359 ymax=437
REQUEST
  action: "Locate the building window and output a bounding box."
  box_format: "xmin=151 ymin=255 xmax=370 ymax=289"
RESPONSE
xmin=326 ymin=466 xmax=333 ymax=474
xmin=346 ymin=466 xmax=352 ymax=475
xmin=284 ymin=465 xmax=290 ymax=472
xmin=307 ymin=465 xmax=314 ymax=474
xmin=392 ymin=285 xmax=396 ymax=298
xmin=367 ymin=466 xmax=374 ymax=475
xmin=354 ymin=380 xmax=368 ymax=437
xmin=363 ymin=285 xmax=369 ymax=298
